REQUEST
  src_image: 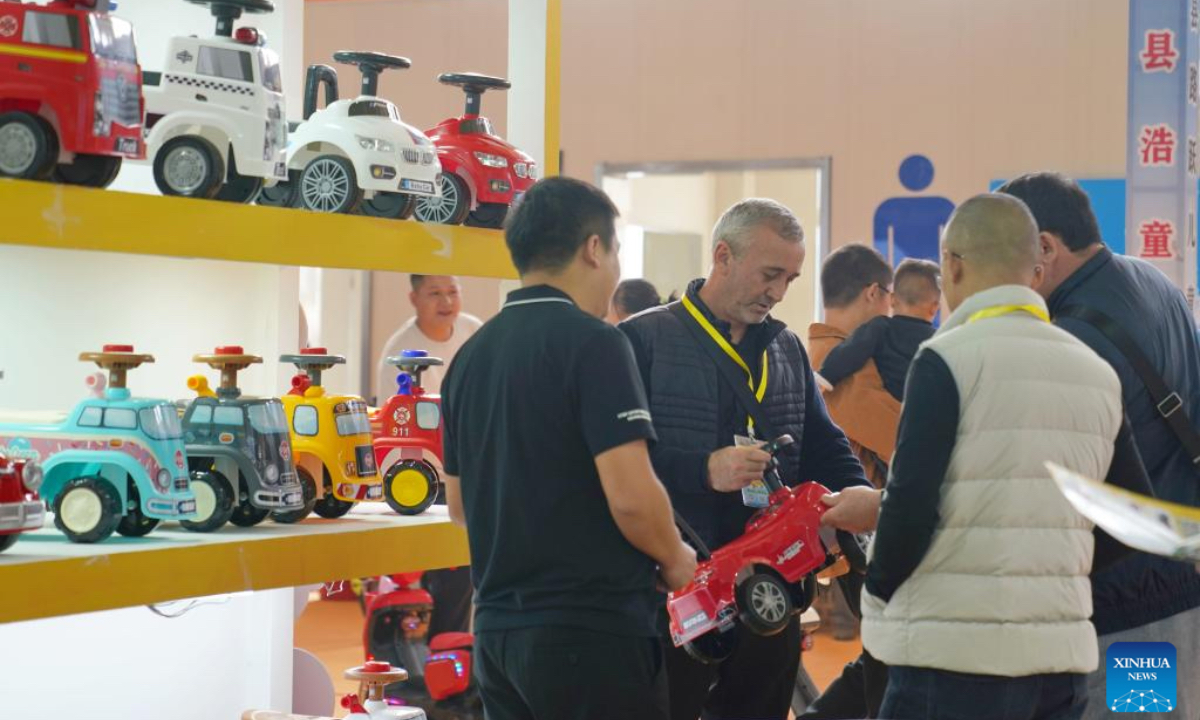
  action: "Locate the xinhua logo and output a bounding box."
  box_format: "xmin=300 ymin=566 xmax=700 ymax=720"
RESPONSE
xmin=1107 ymin=642 xmax=1177 ymax=713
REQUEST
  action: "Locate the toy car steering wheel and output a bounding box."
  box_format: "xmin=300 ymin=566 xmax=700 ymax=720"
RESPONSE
xmin=439 ymin=73 xmax=512 ymax=93
xmin=186 ymin=0 xmax=275 ymax=37
xmin=334 ymin=51 xmax=411 ymax=97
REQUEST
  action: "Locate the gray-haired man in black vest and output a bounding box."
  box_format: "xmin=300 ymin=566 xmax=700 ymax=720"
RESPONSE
xmin=620 ymin=198 xmax=870 ymax=720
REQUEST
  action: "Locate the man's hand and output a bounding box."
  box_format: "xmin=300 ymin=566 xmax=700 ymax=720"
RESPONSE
xmin=706 ymin=445 xmax=772 ymax=492
xmin=820 ymin=486 xmax=883 ymax=533
xmin=658 ymin=543 xmax=699 ymax=593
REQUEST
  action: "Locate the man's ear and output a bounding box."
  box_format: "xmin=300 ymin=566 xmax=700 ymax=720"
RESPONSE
xmin=579 ymin=234 xmax=604 ymax=268
xmin=409 ymin=290 xmax=419 ymax=307
xmin=712 ymin=241 xmax=733 ymax=274
xmin=1040 ymin=232 xmax=1061 ymax=263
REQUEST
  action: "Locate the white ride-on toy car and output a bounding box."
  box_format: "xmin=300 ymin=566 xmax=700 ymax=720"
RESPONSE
xmin=257 ymin=51 xmax=441 ymax=217
xmin=142 ymin=0 xmax=287 ymax=202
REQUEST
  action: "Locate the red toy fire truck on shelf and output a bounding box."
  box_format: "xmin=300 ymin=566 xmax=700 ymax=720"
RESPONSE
xmin=667 ymin=435 xmax=870 ymax=663
xmin=0 ymin=449 xmax=43 ymax=552
xmin=370 ymin=351 xmax=442 ymax=516
xmin=0 ymin=0 xmax=143 ymax=186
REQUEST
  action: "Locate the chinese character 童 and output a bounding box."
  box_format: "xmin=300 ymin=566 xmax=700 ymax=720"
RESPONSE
xmin=1142 ymin=30 xmax=1180 ymax=72
xmin=1190 ymin=138 xmax=1198 ymax=176
xmin=1191 ymin=65 xmax=1199 ymax=105
xmin=1139 ymin=219 xmax=1175 ymax=259
xmin=1140 ymin=124 xmax=1177 ymax=166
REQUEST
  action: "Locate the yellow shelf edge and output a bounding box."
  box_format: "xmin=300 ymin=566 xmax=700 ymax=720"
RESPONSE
xmin=0 ymin=514 xmax=469 ymax=624
xmin=0 ymin=180 xmax=518 ymax=279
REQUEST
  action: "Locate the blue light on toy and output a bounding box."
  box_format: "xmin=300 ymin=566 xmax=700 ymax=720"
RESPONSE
xmin=394 ymin=349 xmax=429 ymax=395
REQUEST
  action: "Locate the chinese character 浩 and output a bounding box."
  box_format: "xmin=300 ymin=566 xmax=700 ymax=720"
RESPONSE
xmin=1140 ymin=124 xmax=1177 ymax=166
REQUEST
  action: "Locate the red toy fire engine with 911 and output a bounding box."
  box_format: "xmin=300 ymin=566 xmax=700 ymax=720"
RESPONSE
xmin=667 ymin=435 xmax=870 ymax=663
xmin=370 ymin=350 xmax=442 ymax=516
xmin=0 ymin=0 xmax=143 ymax=187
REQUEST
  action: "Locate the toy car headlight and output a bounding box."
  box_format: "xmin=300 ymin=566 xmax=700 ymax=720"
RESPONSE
xmin=93 ymin=93 xmax=110 ymax=137
xmin=356 ymin=135 xmax=395 ymax=153
xmin=265 ymin=464 xmax=279 ymax=483
xmin=528 ymin=163 xmax=538 ymax=180
xmin=156 ymin=468 xmax=172 ymax=492
xmin=21 ymin=461 xmax=42 ymax=493
xmin=474 ymin=152 xmax=508 ymax=168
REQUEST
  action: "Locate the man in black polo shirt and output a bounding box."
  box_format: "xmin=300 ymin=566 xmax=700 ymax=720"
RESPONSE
xmin=440 ymin=176 xmax=697 ymax=720
xmin=620 ymin=198 xmax=870 ymax=720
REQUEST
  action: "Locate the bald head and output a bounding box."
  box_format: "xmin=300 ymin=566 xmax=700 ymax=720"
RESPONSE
xmin=941 ymin=193 xmax=1041 ymax=310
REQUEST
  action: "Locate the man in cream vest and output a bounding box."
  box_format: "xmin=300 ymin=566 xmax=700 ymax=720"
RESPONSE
xmin=825 ymin=193 xmax=1149 ymax=719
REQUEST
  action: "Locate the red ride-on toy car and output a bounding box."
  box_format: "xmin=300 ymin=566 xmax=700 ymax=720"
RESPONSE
xmin=414 ymin=73 xmax=536 ymax=228
xmin=0 ymin=449 xmax=44 ymax=552
xmin=362 ymin=574 xmax=482 ymax=720
xmin=371 ymin=351 xmax=442 ymax=516
xmin=0 ymin=0 xmax=144 ymax=186
xmin=667 ymin=435 xmax=870 ymax=663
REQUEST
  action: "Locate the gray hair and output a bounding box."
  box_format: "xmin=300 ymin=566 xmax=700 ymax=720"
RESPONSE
xmin=712 ymin=198 xmax=805 ymax=256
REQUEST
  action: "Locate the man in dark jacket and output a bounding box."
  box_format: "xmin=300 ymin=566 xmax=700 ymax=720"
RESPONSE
xmin=999 ymin=172 xmax=1200 ymax=719
xmin=620 ymin=198 xmax=869 ymax=720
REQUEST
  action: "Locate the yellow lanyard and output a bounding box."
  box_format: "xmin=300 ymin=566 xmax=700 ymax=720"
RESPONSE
xmin=966 ymin=303 xmax=1051 ymax=324
xmin=681 ymin=294 xmax=769 ymax=434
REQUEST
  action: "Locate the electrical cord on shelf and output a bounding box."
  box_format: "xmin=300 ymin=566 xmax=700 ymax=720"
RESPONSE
xmin=145 ymin=594 xmax=234 ymax=619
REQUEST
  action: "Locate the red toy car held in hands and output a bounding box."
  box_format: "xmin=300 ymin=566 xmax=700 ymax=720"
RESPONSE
xmin=667 ymin=435 xmax=870 ymax=663
xmin=414 ymin=73 xmax=536 ymax=229
xmin=0 ymin=0 xmax=143 ymax=187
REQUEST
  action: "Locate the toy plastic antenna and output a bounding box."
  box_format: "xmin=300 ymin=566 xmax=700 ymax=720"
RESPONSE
xmin=279 ymin=347 xmax=345 ymax=388
xmin=193 ymin=345 xmax=262 ymax=398
xmin=385 ymin=350 xmax=444 ymax=394
xmin=438 ymin=72 xmax=512 ymax=118
xmin=185 ymin=0 xmax=275 ymax=38
xmin=344 ymin=661 xmax=408 ymax=705
xmin=78 ymin=344 xmax=154 ymax=390
xmin=333 ymin=51 xmax=411 ymax=98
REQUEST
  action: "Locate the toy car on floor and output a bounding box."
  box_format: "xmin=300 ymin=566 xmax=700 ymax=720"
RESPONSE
xmin=0 ymin=449 xmax=44 ymax=552
xmin=0 ymin=0 xmax=143 ymax=186
xmin=240 ymin=659 xmax=427 ymax=720
xmin=414 ymin=73 xmax=536 ymax=228
xmin=141 ymin=0 xmax=287 ymax=202
xmin=257 ymin=52 xmax=440 ymax=216
xmin=179 ymin=346 xmax=305 ymax=531
xmin=0 ymin=346 xmax=198 ymax=543
xmin=362 ymin=575 xmax=481 ymax=720
xmin=667 ymin=435 xmax=870 ymax=663
xmin=370 ymin=351 xmax=442 ymax=516
xmin=277 ymin=348 xmax=381 ymax=521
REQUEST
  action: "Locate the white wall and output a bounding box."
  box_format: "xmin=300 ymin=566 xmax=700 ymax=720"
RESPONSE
xmin=0 ymin=589 xmax=294 ymax=720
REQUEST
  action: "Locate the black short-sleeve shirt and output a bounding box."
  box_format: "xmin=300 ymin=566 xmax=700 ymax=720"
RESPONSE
xmin=442 ymin=285 xmax=660 ymax=637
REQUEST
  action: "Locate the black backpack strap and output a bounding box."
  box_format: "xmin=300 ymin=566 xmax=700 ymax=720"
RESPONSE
xmin=669 ymin=302 xmax=780 ymax=441
xmin=1058 ymin=305 xmax=1200 ymax=466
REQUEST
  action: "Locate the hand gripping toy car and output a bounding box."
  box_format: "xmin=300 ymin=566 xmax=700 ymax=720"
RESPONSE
xmin=142 ymin=0 xmax=287 ymax=202
xmin=370 ymin=351 xmax=441 ymax=516
xmin=276 ymin=348 xmax=382 ymax=522
xmin=413 ymin=73 xmax=536 ymax=228
xmin=667 ymin=435 xmax=870 ymax=663
xmin=0 ymin=345 xmax=198 ymax=543
xmin=0 ymin=449 xmax=44 ymax=552
xmin=178 ymin=346 xmax=305 ymax=531
xmin=0 ymin=0 xmax=143 ymax=186
xmin=256 ymin=52 xmax=441 ymax=217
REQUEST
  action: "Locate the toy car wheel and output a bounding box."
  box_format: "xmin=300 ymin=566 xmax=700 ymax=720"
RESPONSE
xmin=313 ymin=473 xmax=354 ymax=519
xmin=214 ymin=152 xmax=264 ymax=204
xmin=52 ymin=154 xmax=123 ymax=188
xmin=53 ymin=477 xmax=122 ymax=544
xmin=737 ymin=572 xmax=793 ymax=636
xmin=257 ymin=170 xmax=302 ymax=208
xmin=837 ymin=530 xmax=871 ymax=574
xmin=0 ymin=534 xmax=18 ymax=554
xmin=181 ymin=470 xmax=236 ymax=533
xmin=683 ymin=626 xmax=739 ymax=665
xmin=230 ymin=496 xmax=271 ymax=526
xmin=415 ymin=173 xmax=470 ymax=225
xmin=154 ymin=135 xmax=226 ymax=199
xmin=299 ymin=155 xmax=363 ymax=214
xmin=466 ymin=202 xmax=509 ymax=229
xmin=359 ymin=191 xmax=416 ymax=220
xmin=383 ymin=460 xmax=439 ymax=515
xmin=791 ymin=575 xmax=818 ymax=614
xmin=272 ymin=466 xmax=317 ymax=523
xmin=115 ymin=480 xmax=160 ymax=537
xmin=0 ymin=111 xmax=58 ymax=180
